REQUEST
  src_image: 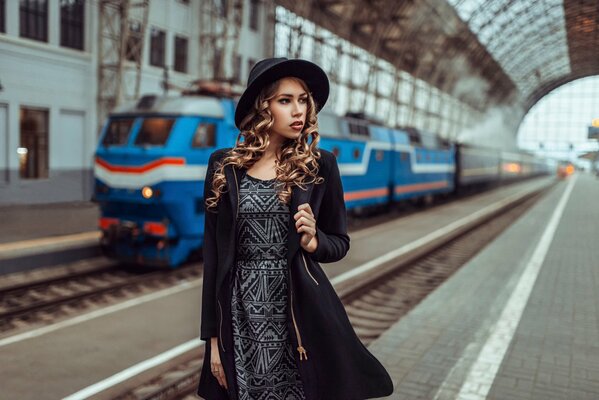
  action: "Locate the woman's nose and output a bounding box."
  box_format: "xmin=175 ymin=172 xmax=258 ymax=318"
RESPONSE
xmin=292 ymin=102 xmax=303 ymax=116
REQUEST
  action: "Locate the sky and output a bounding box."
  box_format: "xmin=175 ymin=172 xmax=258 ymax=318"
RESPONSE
xmin=517 ymin=75 xmax=599 ymax=167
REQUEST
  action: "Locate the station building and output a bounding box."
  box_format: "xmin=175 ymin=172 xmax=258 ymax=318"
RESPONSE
xmin=0 ymin=0 xmax=273 ymax=205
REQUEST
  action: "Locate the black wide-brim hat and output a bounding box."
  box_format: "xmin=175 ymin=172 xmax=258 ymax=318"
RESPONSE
xmin=234 ymin=57 xmax=330 ymax=129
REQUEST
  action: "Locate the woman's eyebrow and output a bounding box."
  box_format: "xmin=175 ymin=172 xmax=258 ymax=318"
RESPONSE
xmin=278 ymin=93 xmax=308 ymax=98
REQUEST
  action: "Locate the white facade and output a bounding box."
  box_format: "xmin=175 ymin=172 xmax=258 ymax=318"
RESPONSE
xmin=0 ymin=0 xmax=273 ymax=206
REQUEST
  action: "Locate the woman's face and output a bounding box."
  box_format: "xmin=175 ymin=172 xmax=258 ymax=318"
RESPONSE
xmin=268 ymin=78 xmax=308 ymax=142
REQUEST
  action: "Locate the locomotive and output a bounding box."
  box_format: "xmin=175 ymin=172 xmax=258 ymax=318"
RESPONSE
xmin=93 ymin=84 xmax=551 ymax=267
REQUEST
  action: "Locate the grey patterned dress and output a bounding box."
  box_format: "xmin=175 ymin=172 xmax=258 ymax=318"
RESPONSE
xmin=231 ymin=171 xmax=306 ymax=400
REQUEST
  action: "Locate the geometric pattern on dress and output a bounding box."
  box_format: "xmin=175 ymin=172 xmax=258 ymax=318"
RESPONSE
xmin=231 ymin=173 xmax=306 ymax=400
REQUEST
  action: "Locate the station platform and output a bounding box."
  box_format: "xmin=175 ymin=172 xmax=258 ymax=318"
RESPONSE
xmin=0 ymin=201 xmax=100 ymax=274
xmin=369 ymin=173 xmax=599 ymax=400
xmin=0 ymin=177 xmax=555 ymax=400
xmin=0 ymin=201 xmax=98 ymax=245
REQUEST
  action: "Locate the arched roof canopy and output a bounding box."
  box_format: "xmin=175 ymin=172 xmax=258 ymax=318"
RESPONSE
xmin=276 ymin=0 xmax=599 ymax=114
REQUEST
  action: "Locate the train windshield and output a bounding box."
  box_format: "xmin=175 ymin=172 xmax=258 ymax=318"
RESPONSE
xmin=102 ymin=118 xmax=135 ymax=146
xmin=134 ymin=117 xmax=175 ymax=146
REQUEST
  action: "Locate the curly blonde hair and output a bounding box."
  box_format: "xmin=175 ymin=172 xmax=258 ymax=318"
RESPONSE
xmin=205 ymin=77 xmax=325 ymax=211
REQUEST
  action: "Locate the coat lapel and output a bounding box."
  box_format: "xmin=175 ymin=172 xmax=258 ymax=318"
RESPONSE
xmin=287 ymin=181 xmax=314 ymax=266
xmin=220 ymin=163 xmax=315 ymax=286
xmin=215 ymin=164 xmax=240 ymax=296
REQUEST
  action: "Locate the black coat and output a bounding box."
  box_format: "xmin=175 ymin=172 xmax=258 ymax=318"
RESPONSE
xmin=197 ymin=147 xmax=393 ymax=400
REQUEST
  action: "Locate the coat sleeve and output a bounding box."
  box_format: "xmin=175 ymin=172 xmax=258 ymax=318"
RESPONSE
xmin=308 ymin=152 xmax=350 ymax=264
xmin=200 ymin=150 xmax=221 ymax=340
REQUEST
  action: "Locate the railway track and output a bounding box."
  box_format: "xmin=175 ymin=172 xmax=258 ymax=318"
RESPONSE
xmin=112 ymin=186 xmax=548 ymax=400
xmin=0 ymin=193 xmax=442 ymax=337
xmin=0 ymin=259 xmax=201 ymax=334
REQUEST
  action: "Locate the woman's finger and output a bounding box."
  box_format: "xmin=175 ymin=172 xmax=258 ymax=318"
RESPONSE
xmin=298 ymin=225 xmax=316 ymax=237
xmin=297 ymin=203 xmax=314 ymax=218
xmin=210 ymin=354 xmax=227 ymax=388
xmin=213 ymin=367 xmax=227 ymax=388
xmin=299 ymin=203 xmax=314 ymax=215
xmin=294 ymin=210 xmax=314 ymax=223
xmin=296 ymin=216 xmax=315 ymax=230
xmin=218 ymin=371 xmax=228 ymax=389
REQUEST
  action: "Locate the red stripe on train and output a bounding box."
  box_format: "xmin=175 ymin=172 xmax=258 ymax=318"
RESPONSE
xmin=344 ymin=188 xmax=390 ymax=201
xmin=95 ymin=157 xmax=186 ymax=173
xmin=394 ymin=181 xmax=448 ymax=194
xmin=343 ymin=180 xmax=450 ymax=201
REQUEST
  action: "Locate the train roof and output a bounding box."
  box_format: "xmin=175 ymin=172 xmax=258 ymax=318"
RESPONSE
xmin=109 ymin=94 xmax=228 ymax=118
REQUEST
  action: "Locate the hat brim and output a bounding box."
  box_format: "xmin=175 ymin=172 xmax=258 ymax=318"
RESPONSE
xmin=234 ymin=59 xmax=330 ymax=129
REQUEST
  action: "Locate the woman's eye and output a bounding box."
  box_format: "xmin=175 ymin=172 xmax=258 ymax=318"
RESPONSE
xmin=300 ymin=98 xmax=307 ymax=103
xmin=279 ymin=99 xmax=289 ymax=104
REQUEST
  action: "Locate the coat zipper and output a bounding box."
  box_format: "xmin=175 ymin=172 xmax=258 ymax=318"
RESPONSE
xmin=289 ymin=269 xmax=308 ymax=361
xmin=301 ymin=251 xmax=319 ymax=285
xmin=217 ymin=300 xmax=226 ymax=352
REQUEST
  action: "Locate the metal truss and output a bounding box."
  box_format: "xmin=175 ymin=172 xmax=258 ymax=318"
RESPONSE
xmin=276 ymin=0 xmax=598 ymax=138
xmin=98 ymin=0 xmax=149 ymax=130
xmin=449 ymin=0 xmax=599 ymax=113
xmin=199 ymin=0 xmax=245 ymax=83
xmin=274 ymin=1 xmax=485 ymax=140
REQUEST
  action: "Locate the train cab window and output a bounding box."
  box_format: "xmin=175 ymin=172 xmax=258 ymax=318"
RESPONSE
xmin=191 ymin=122 xmax=216 ymax=148
xmin=102 ymin=118 xmax=135 ymax=146
xmin=134 ymin=117 xmax=175 ymax=146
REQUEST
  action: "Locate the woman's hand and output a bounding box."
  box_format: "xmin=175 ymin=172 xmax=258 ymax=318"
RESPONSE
xmin=295 ymin=203 xmax=318 ymax=253
xmin=210 ymin=337 xmax=227 ymax=389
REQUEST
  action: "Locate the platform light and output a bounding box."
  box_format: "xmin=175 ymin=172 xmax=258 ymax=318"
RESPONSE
xmin=592 ymin=118 xmax=599 ymax=128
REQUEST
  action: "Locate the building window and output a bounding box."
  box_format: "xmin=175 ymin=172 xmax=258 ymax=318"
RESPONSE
xmin=174 ymin=35 xmax=188 ymax=73
xmin=0 ymin=0 xmax=5 ymax=33
xmin=150 ymin=27 xmax=166 ymax=67
xmin=19 ymin=107 xmax=49 ymax=179
xmin=214 ymin=0 xmax=227 ymax=18
xmin=249 ymin=0 xmax=259 ymax=31
xmin=125 ymin=21 xmax=142 ymax=62
xmin=233 ymin=54 xmax=241 ymax=84
xmin=247 ymin=58 xmax=256 ymax=78
xmin=20 ymin=0 xmax=48 ymax=42
xmin=213 ymin=48 xmax=222 ymax=79
xmin=60 ymin=0 xmax=84 ymax=50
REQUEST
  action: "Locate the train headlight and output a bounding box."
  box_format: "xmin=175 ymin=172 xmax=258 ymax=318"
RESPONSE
xmin=142 ymin=186 xmax=154 ymax=199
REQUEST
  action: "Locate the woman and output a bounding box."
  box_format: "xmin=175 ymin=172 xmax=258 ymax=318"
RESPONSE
xmin=197 ymin=57 xmax=393 ymax=400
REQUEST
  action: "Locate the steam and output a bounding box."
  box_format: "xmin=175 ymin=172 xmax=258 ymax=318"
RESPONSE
xmin=458 ymin=105 xmax=524 ymax=150
xmin=452 ymin=76 xmax=490 ymax=106
xmin=441 ymin=54 xmax=525 ymax=150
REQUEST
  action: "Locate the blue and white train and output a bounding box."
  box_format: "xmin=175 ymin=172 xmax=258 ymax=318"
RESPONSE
xmin=93 ymin=85 xmax=551 ymax=267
